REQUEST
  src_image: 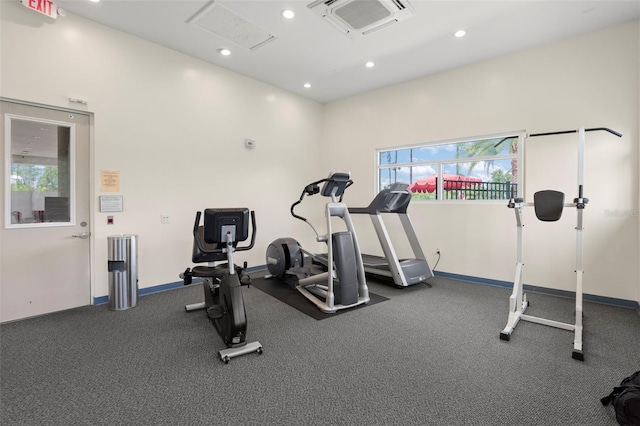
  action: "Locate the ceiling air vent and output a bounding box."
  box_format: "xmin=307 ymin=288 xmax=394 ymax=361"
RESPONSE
xmin=308 ymin=0 xmax=415 ymax=38
xmin=188 ymin=1 xmax=276 ymax=51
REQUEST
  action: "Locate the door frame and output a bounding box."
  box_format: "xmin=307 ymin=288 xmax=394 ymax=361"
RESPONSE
xmin=1 ymin=96 xmax=96 ymax=306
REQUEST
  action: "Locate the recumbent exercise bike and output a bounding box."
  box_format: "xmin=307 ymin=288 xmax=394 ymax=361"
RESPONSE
xmin=180 ymin=208 xmax=262 ymax=363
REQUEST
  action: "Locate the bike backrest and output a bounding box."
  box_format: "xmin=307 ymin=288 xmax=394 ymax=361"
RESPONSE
xmin=191 ymin=208 xmax=253 ymax=264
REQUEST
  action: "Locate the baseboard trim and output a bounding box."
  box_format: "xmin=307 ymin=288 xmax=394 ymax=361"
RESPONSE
xmin=434 ymin=271 xmax=640 ymax=310
xmin=94 ymin=266 xmax=639 ymax=311
xmin=94 ymin=265 xmax=266 ymax=305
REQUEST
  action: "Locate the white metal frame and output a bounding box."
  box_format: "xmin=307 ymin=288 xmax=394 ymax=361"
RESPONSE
xmin=500 ymin=196 xmax=586 ymax=360
xmin=500 ymin=127 xmax=621 ymax=361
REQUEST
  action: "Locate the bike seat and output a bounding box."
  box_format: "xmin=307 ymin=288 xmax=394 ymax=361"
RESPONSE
xmin=191 ymin=265 xmax=228 ymax=278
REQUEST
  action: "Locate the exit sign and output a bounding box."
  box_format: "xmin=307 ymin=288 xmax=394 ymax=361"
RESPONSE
xmin=21 ymin=0 xmax=58 ymax=19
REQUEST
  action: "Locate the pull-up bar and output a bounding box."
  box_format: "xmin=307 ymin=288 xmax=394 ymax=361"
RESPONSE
xmin=529 ymin=127 xmax=622 ymax=138
xmin=493 ymin=128 xmax=622 ymax=150
xmin=528 ymin=127 xmax=622 ymax=200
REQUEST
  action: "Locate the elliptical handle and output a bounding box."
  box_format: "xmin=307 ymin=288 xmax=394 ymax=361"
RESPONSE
xmin=291 ymin=198 xmax=306 ymax=222
xmin=339 ymin=179 xmax=354 ymax=202
xmin=290 ymin=177 xmax=329 ymax=223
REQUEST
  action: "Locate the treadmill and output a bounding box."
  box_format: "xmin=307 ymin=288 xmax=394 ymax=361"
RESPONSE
xmin=347 ymin=183 xmax=433 ymax=287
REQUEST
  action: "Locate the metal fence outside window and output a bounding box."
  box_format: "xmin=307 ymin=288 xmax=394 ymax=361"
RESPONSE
xmin=439 ymin=180 xmax=517 ymax=200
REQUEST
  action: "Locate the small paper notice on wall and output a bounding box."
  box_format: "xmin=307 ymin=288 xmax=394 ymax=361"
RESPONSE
xmin=99 ymin=195 xmax=123 ymax=212
xmin=100 ymin=170 xmax=120 ymax=192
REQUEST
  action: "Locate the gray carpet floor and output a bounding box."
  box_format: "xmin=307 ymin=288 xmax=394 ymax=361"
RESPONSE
xmin=1 ymin=274 xmax=639 ymax=425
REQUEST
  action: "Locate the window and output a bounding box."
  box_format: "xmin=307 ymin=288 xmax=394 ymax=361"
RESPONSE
xmin=6 ymin=116 xmax=74 ymax=226
xmin=377 ymin=132 xmax=523 ymax=201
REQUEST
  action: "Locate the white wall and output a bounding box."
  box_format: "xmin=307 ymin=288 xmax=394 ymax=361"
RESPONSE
xmin=1 ymin=1 xmax=638 ymax=306
xmin=322 ymin=20 xmax=640 ymax=304
xmin=0 ymin=1 xmax=325 ymax=298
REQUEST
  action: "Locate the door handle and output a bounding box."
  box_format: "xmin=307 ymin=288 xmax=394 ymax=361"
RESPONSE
xmin=72 ymin=232 xmax=91 ymax=239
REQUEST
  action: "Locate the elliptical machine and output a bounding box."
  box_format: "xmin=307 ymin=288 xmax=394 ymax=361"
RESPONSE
xmin=266 ymin=172 xmax=370 ymax=314
xmin=180 ymin=208 xmax=262 ymax=363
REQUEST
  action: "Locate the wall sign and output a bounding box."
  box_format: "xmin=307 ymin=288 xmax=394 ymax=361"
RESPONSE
xmin=21 ymin=0 xmax=58 ymax=19
xmin=100 ymin=170 xmax=121 ymax=192
xmin=99 ymin=195 xmax=124 ymax=213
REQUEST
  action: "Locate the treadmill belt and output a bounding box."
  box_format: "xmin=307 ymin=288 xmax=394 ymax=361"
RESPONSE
xmin=360 ymin=254 xmax=389 ymax=268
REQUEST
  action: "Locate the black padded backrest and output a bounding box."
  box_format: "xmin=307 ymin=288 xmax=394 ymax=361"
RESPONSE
xmin=192 ymin=226 xmax=226 ymax=263
xmin=534 ymin=190 xmax=565 ymax=222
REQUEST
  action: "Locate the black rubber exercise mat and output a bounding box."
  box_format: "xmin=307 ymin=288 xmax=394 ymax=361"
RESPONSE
xmin=250 ymin=275 xmax=388 ymax=320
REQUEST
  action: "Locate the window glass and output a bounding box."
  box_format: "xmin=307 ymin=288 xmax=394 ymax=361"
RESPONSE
xmin=8 ymin=118 xmax=72 ymax=225
xmin=379 ymin=148 xmax=412 ymax=165
xmin=377 ymin=133 xmax=521 ymax=201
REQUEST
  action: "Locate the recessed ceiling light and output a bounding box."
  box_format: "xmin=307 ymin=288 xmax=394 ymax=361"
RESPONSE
xmin=282 ymin=9 xmax=295 ymax=19
xmin=89 ymin=0 xmax=100 ymax=3
xmin=218 ymin=48 xmax=231 ymax=56
xmin=303 ymin=83 xmax=311 ymax=88
xmin=365 ymin=61 xmax=375 ymax=68
xmin=454 ymin=30 xmax=466 ymax=38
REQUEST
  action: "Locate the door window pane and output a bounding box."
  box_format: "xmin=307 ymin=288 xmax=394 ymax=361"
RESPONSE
xmin=8 ymin=118 xmax=72 ymax=225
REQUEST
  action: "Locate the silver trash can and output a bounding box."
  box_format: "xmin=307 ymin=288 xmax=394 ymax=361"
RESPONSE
xmin=107 ymin=234 xmax=138 ymax=311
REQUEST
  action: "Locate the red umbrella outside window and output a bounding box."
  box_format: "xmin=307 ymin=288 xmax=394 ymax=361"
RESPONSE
xmin=408 ymin=174 xmax=483 ymax=193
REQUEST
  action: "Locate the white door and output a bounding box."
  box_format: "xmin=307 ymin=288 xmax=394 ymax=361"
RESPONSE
xmin=1 ymin=100 xmax=91 ymax=322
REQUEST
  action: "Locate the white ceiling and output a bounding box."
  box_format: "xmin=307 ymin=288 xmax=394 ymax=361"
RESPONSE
xmin=52 ymin=0 xmax=640 ymax=104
